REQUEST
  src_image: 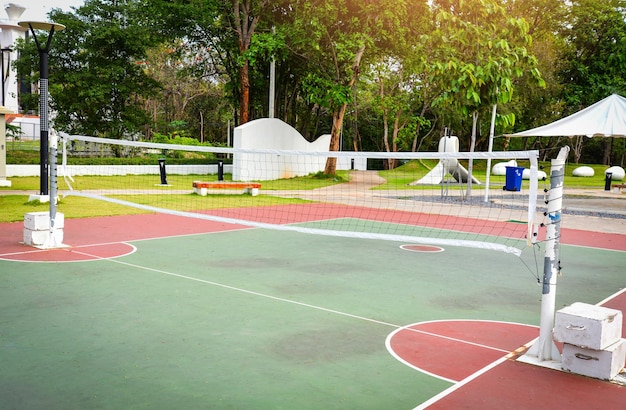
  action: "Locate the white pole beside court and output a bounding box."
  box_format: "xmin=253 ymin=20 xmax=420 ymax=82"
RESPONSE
xmin=484 ymin=103 xmax=497 ymax=202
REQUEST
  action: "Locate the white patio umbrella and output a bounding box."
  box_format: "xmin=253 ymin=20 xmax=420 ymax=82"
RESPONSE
xmin=505 ymin=93 xmax=626 ymax=138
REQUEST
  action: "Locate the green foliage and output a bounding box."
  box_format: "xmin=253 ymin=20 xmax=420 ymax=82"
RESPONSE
xmin=6 ymin=124 xmax=23 ymax=140
xmin=245 ymin=30 xmax=287 ymax=67
xmin=14 ymin=0 xmax=162 ymax=140
xmin=558 ymin=0 xmax=626 ymax=107
xmin=302 ymin=74 xmax=352 ymax=110
xmin=9 ymin=0 xmax=626 ymax=166
xmin=429 ymin=0 xmax=542 ymax=112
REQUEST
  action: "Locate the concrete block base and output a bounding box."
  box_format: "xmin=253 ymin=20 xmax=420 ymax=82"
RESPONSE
xmin=562 ymin=339 xmax=626 ymax=380
xmin=23 ymin=212 xmax=66 ymax=248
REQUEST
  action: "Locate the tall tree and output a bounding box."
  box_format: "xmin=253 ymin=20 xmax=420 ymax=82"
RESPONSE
xmin=427 ymin=0 xmax=544 ymax=194
xmin=145 ymin=0 xmax=271 ymax=125
xmin=504 ymin=0 xmax=568 ymax=154
xmin=286 ymin=0 xmax=412 ymax=174
xmin=28 ymin=0 xmax=162 ymax=141
xmin=557 ymin=0 xmax=626 ymax=164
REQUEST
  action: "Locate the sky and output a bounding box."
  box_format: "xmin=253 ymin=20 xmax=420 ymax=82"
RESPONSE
xmin=3 ymin=1 xmax=85 ymax=22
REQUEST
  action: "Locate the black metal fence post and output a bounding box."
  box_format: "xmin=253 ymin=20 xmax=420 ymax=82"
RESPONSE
xmin=604 ymin=172 xmax=612 ymax=191
xmin=158 ymin=158 xmax=168 ymax=185
xmin=218 ymin=160 xmax=224 ymax=181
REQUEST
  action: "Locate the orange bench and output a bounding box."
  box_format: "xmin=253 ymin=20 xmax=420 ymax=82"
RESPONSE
xmin=613 ymin=184 xmax=626 ymax=194
xmin=193 ymin=181 xmax=261 ymax=196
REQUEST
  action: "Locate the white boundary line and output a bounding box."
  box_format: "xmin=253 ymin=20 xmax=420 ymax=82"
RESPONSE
xmin=56 ymin=248 xmax=407 ymax=329
xmin=596 ymin=286 xmax=626 ymax=306
xmin=399 ymin=244 xmax=445 ymax=253
xmin=412 ymin=342 xmax=533 ymax=410
xmin=0 ymin=242 xmax=138 ymax=263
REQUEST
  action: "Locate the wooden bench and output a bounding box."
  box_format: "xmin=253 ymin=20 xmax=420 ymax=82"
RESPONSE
xmin=193 ymin=181 xmax=261 ymax=196
xmin=612 ymin=183 xmax=626 ymax=194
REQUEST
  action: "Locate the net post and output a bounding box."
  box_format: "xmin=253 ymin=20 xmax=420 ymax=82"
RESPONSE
xmin=0 ymin=106 xmax=12 ymax=187
xmin=524 ymin=146 xmax=569 ymax=363
xmin=45 ymin=129 xmax=65 ymax=248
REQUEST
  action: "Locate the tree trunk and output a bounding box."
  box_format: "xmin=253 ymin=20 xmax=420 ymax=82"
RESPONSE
xmin=572 ymin=136 xmax=583 ymax=163
xmin=233 ymin=0 xmax=262 ymax=125
xmin=239 ymin=61 xmax=250 ymax=124
xmin=324 ymin=105 xmax=347 ymax=175
xmin=603 ymin=139 xmax=612 ymax=165
xmin=324 ymin=44 xmax=366 ymax=175
xmin=378 ymin=77 xmax=391 ymax=168
xmin=199 ymin=110 xmax=204 ymax=143
xmin=389 ymin=108 xmax=402 ymax=169
xmin=411 ymin=101 xmax=430 ymax=152
xmin=466 ymin=111 xmax=478 ymax=197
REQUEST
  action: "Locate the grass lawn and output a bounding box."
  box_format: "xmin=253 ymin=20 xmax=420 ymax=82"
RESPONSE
xmin=0 ymin=172 xmax=346 ymax=223
xmin=0 ymin=161 xmax=616 ymax=223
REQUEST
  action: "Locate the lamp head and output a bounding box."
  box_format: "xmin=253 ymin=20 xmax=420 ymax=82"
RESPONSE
xmin=17 ymin=21 xmax=66 ymax=32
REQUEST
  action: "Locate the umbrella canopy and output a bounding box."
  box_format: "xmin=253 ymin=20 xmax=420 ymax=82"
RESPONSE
xmin=506 ymin=94 xmax=626 ymax=138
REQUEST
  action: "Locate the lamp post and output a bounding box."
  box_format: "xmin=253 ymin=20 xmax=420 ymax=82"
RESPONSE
xmin=1 ymin=47 xmax=12 ymax=106
xmin=17 ymin=21 xmax=65 ymax=197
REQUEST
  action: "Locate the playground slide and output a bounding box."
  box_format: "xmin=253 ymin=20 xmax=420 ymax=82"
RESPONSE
xmin=452 ymin=163 xmax=481 ymax=184
xmin=413 ymin=161 xmax=481 ymax=185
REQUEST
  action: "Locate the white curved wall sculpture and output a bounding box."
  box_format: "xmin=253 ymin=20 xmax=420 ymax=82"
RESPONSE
xmin=232 ymin=118 xmax=331 ymax=181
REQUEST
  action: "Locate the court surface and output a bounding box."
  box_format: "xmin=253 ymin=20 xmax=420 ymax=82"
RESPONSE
xmin=1 ymin=203 xmax=625 ymax=409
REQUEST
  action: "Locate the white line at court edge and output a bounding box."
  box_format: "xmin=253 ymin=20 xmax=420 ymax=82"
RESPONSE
xmin=413 ymin=352 xmax=513 ymax=410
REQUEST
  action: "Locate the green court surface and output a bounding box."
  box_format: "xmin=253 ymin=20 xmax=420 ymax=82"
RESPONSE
xmin=1 ymin=226 xmax=624 ymax=408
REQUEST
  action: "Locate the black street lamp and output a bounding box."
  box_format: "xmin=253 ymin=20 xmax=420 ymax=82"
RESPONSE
xmin=1 ymin=47 xmax=12 ymax=106
xmin=18 ymin=21 xmax=65 ymax=196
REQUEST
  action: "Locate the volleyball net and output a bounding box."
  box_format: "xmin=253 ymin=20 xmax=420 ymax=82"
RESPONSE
xmin=58 ymin=133 xmax=541 ymax=256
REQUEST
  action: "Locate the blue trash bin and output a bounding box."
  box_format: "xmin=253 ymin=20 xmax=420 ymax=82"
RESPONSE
xmin=504 ymin=166 xmax=524 ymax=191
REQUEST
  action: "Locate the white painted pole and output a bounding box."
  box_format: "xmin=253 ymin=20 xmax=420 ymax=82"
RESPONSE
xmin=268 ymin=27 xmax=276 ymax=118
xmin=0 ymin=106 xmax=12 ymax=187
xmin=269 ymin=60 xmax=275 ymax=118
xmin=47 ymin=129 xmax=60 ymax=247
xmin=484 ymin=104 xmax=497 ymax=202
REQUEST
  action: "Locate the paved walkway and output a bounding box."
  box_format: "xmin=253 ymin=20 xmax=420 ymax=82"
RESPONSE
xmin=278 ymin=171 xmax=626 ymax=235
xmin=2 ymin=171 xmax=625 ymax=234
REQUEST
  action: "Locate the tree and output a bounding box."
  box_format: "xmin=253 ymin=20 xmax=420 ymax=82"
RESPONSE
xmin=139 ymin=43 xmax=225 ymax=140
xmin=287 ymin=0 xmax=412 ymax=175
xmin=557 ymin=0 xmax=626 ymax=164
xmin=426 ymin=0 xmax=544 ymax=194
xmin=145 ymin=0 xmax=272 ymax=125
xmin=32 ymin=0 xmax=162 ymax=142
xmin=371 ymin=59 xmax=415 ymax=169
xmin=502 ymin=0 xmax=568 ymax=154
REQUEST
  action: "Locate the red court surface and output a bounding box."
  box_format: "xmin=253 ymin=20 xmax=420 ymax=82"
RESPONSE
xmin=0 ymin=213 xmax=251 ymax=262
xmin=2 ymin=203 xmax=625 ymax=263
xmin=388 ymin=320 xmax=540 ymax=382
xmin=387 ymin=300 xmax=626 ymax=409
